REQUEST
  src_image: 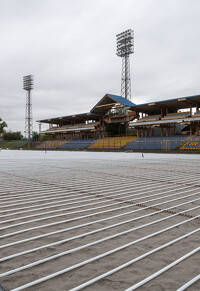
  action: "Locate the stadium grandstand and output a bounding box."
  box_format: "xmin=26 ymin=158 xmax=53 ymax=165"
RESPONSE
xmin=37 ymin=93 xmax=200 ymax=150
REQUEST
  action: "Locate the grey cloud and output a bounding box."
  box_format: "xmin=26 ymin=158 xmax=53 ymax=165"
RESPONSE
xmin=0 ymin=0 xmax=200 ymax=132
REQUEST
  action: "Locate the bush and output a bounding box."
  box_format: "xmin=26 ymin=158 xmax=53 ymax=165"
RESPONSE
xmin=40 ymin=134 xmax=49 ymax=141
xmin=32 ymin=131 xmax=40 ymax=141
xmin=0 ymin=117 xmax=7 ymax=136
xmin=3 ymin=131 xmax=23 ymax=140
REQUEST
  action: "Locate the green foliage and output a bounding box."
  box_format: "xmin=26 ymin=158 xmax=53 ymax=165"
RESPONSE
xmin=32 ymin=131 xmax=40 ymax=141
xmin=0 ymin=117 xmax=7 ymax=135
xmin=0 ymin=140 xmax=28 ymax=149
xmin=40 ymin=134 xmax=49 ymax=141
xmin=3 ymin=131 xmax=23 ymax=140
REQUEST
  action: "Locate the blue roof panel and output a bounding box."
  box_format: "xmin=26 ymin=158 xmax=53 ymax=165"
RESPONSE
xmin=106 ymin=94 xmax=136 ymax=107
xmin=90 ymin=93 xmax=136 ymax=113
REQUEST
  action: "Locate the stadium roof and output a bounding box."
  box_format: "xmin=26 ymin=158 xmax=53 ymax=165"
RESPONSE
xmin=37 ymin=112 xmax=101 ymax=125
xmin=37 ymin=94 xmax=135 ymax=124
xmin=37 ymin=93 xmax=200 ymax=125
xmin=129 ymin=94 xmax=200 ymax=115
xmin=90 ymin=93 xmax=136 ymax=115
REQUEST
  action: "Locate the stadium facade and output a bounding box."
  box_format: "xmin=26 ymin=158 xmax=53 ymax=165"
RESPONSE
xmin=37 ymin=93 xmax=200 ymax=139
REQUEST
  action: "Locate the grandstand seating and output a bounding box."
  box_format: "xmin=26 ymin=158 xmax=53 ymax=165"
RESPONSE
xmin=124 ymin=135 xmax=189 ymax=150
xmin=162 ymin=112 xmax=190 ymax=120
xmin=88 ymin=136 xmax=136 ymax=149
xmin=44 ymin=123 xmax=97 ymax=133
xmin=59 ymin=138 xmax=98 ymax=150
xmin=137 ymin=115 xmax=161 ymax=122
xmin=36 ymin=135 xmax=198 ymax=151
xmin=36 ymin=140 xmax=67 ymax=149
xmin=180 ymin=135 xmax=200 ymax=150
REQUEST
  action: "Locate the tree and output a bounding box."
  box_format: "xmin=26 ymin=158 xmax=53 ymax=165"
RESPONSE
xmin=3 ymin=131 xmax=23 ymax=140
xmin=32 ymin=131 xmax=40 ymax=141
xmin=0 ymin=117 xmax=7 ymax=136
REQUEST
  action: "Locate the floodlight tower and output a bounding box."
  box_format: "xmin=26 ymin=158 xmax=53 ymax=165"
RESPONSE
xmin=116 ymin=29 xmax=134 ymax=100
xmin=23 ymin=75 xmax=33 ymax=139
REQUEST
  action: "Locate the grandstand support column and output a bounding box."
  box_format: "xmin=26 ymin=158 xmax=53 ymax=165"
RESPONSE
xmin=166 ymin=126 xmax=169 ymax=137
xmin=149 ymin=126 xmax=152 ymax=136
xmin=190 ymin=105 xmax=192 ymax=116
xmin=125 ymin=121 xmax=128 ymax=136
xmin=169 ymin=126 xmax=172 ymax=136
xmin=196 ymin=122 xmax=199 ymax=135
xmin=161 ymin=127 xmax=163 ymax=137
xmin=190 ymin=124 xmax=193 ymax=135
xmin=173 ymin=124 xmax=176 ymax=135
xmin=196 ymin=104 xmax=199 ymax=113
xmin=98 ymin=123 xmax=101 ymax=138
xmin=145 ymin=127 xmax=147 ymax=137
xmin=99 ymin=124 xmax=101 ymax=139
xmin=137 ymin=128 xmax=139 ymax=137
xmin=102 ymin=121 xmax=105 ymax=138
xmin=168 ymin=126 xmax=170 ymax=136
xmin=99 ymin=119 xmax=101 ymax=138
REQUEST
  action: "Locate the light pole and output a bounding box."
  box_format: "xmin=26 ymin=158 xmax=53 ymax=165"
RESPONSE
xmin=23 ymin=75 xmax=33 ymax=140
xmin=116 ymin=29 xmax=134 ymax=100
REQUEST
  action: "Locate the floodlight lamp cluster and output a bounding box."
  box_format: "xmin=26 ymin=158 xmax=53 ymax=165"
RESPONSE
xmin=23 ymin=75 xmax=34 ymax=90
xmin=116 ymin=29 xmax=134 ymax=57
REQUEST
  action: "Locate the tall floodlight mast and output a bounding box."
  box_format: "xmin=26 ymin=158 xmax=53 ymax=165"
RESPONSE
xmin=116 ymin=29 xmax=134 ymax=100
xmin=23 ymin=75 xmax=33 ymax=139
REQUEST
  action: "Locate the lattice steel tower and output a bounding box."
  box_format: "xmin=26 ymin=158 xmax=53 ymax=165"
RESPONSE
xmin=116 ymin=29 xmax=134 ymax=100
xmin=23 ymin=75 xmax=33 ymax=139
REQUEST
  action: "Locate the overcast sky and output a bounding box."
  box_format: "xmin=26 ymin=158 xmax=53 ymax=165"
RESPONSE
xmin=1 ymin=0 xmax=200 ymax=132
